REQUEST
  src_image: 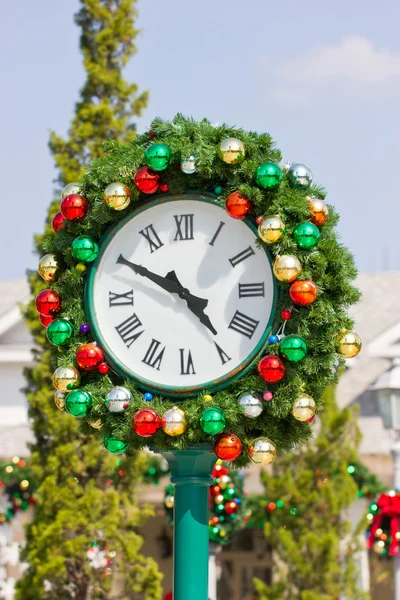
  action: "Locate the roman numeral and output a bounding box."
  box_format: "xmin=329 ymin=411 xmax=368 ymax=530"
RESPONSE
xmin=228 ymin=310 xmax=259 ymax=339
xmin=142 ymin=339 xmax=166 ymax=370
xmin=229 ymin=246 xmax=255 ymax=268
xmin=214 ymin=342 xmax=231 ymax=365
xmin=139 ymin=224 xmax=164 ymax=253
xmin=109 ymin=289 xmax=134 ymax=307
xmin=174 ymin=214 xmax=194 ymax=241
xmin=238 ymin=283 xmax=265 ymax=298
xmin=209 ymin=221 xmax=225 ymax=246
xmin=115 ymin=313 xmax=144 ymax=347
xmin=179 ymin=349 xmax=196 ymax=375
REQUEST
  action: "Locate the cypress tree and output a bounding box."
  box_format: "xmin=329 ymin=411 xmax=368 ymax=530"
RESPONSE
xmin=17 ymin=2 xmax=161 ymax=598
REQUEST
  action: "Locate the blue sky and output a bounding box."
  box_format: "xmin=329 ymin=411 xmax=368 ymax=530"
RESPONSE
xmin=1 ymin=0 xmax=400 ymax=279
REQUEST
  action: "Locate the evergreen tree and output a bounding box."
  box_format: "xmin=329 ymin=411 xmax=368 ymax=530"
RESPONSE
xmin=253 ymin=387 xmax=369 ymax=600
xmin=17 ymin=2 xmax=160 ymax=598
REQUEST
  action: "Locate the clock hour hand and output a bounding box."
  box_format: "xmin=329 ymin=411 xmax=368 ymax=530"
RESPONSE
xmin=117 ymin=255 xmax=180 ymax=295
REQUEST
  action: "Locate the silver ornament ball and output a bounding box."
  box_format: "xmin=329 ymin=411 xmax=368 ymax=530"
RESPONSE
xmin=181 ymin=155 xmax=197 ymax=174
xmin=105 ymin=386 xmax=132 ymax=413
xmin=287 ymin=163 xmax=313 ymax=190
xmin=238 ymin=393 xmax=263 ymax=418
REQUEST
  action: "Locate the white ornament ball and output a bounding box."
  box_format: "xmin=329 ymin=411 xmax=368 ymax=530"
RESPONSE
xmin=287 ymin=163 xmax=313 ymax=189
xmin=105 ymin=386 xmax=132 ymax=413
xmin=238 ymin=393 xmax=263 ymax=418
xmin=180 ymin=155 xmax=197 ymax=174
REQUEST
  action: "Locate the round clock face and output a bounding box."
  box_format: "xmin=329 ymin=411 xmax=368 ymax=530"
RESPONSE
xmin=87 ymin=195 xmax=276 ymax=396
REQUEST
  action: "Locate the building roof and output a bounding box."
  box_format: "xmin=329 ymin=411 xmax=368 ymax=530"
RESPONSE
xmin=0 ymin=281 xmax=30 ymax=320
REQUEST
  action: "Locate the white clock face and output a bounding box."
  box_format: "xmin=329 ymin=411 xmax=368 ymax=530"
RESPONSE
xmin=88 ymin=195 xmax=276 ymax=396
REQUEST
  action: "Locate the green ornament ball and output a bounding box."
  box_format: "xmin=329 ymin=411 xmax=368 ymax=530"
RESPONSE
xmin=200 ymin=407 xmax=226 ymax=435
xmin=255 ymin=162 xmax=283 ymax=190
xmin=280 ymin=335 xmax=308 ymax=363
xmin=144 ymin=143 xmax=172 ymax=172
xmin=71 ymin=235 xmax=99 ymax=263
xmin=209 ymin=526 xmax=220 ymax=542
xmin=214 ymin=185 xmax=223 ymax=195
xmin=103 ymin=436 xmax=129 ymax=454
xmin=65 ymin=389 xmax=92 ymax=417
xmin=46 ymin=319 xmax=73 ymax=346
xmin=293 ymin=222 xmax=320 ymax=249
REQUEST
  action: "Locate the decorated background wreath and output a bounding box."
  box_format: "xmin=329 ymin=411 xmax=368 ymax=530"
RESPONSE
xmin=35 ymin=114 xmax=361 ymax=467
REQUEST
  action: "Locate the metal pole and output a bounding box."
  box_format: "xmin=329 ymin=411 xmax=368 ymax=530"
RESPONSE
xmin=392 ymin=435 xmax=400 ymax=600
xmin=208 ymin=543 xmax=218 ymax=600
xmin=161 ymin=444 xmax=217 ymax=600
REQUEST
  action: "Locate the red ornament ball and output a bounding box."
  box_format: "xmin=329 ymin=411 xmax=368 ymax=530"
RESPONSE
xmin=39 ymin=314 xmax=53 ymax=327
xmin=76 ymin=343 xmax=104 ymax=371
xmin=98 ymin=362 xmax=109 ymax=375
xmin=148 ymin=130 xmax=156 ymax=138
xmin=258 ymin=355 xmax=286 ymax=383
xmin=134 ymin=166 xmax=160 ymax=194
xmin=225 ymin=192 xmax=253 ymax=220
xmin=214 ymin=433 xmax=242 ymax=461
xmin=289 ymin=279 xmax=318 ymax=306
xmin=61 ymin=194 xmax=88 ymax=221
xmin=133 ymin=408 xmax=161 ymax=437
xmin=52 ymin=211 xmax=65 ymax=232
xmin=159 ymin=183 xmax=169 ymax=193
xmin=281 ymin=309 xmax=292 ymax=320
xmin=35 ymin=289 xmax=61 ymax=316
xmin=225 ymin=501 xmax=239 ymax=515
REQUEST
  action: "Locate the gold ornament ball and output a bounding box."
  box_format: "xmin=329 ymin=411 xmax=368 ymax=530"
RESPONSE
xmin=104 ymin=182 xmax=131 ymax=211
xmin=258 ymin=216 xmax=286 ymax=244
xmin=38 ymin=254 xmax=59 ymax=282
xmin=54 ymin=390 xmax=66 ymax=411
xmin=218 ymin=137 xmax=245 ymax=165
xmin=291 ymin=394 xmax=316 ymax=422
xmin=337 ymin=330 xmax=362 ymax=358
xmin=52 ymin=366 xmax=81 ymax=392
xmin=204 ymin=394 xmax=213 ymax=402
xmin=307 ymin=196 xmax=329 ymax=227
xmin=165 ymin=495 xmax=174 ymax=509
xmin=249 ymin=437 xmax=277 ymax=465
xmin=62 ymin=182 xmax=81 ymax=199
xmin=215 ymin=494 xmax=224 ymax=504
xmin=162 ymin=406 xmax=188 ymax=437
xmin=88 ymin=419 xmax=102 ymax=429
xmin=273 ymin=255 xmax=302 ymax=282
xmin=76 ymin=263 xmax=87 ymax=273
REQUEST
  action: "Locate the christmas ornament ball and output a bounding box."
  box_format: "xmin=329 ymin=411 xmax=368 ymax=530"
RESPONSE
xmin=291 ymin=394 xmax=316 ymax=422
xmin=165 ymin=495 xmax=174 ymax=509
xmin=273 ymin=255 xmax=302 ymax=282
xmin=289 ymin=279 xmax=318 ymax=306
xmin=200 ymin=407 xmax=226 ymax=435
xmin=39 ymin=314 xmax=53 ymax=327
xmin=248 ymin=437 xmax=277 ymax=465
xmin=80 ymin=323 xmax=90 ymax=334
xmin=337 ymin=330 xmax=362 ymax=358
xmin=255 ymin=162 xmax=283 ymax=190
xmin=293 ymin=222 xmax=320 ymax=249
xmin=61 ymin=182 xmax=81 ymax=199
xmin=104 ymin=182 xmax=131 ymax=211
xmin=238 ymin=393 xmax=263 ymax=418
xmin=225 ymin=501 xmax=238 ymax=515
xmin=103 ymin=436 xmax=128 ymax=455
xmin=258 ymin=355 xmax=285 ymax=383
xmin=98 ymin=362 xmax=109 ymax=375
xmin=134 ymin=166 xmax=160 ymax=194
xmin=88 ymin=419 xmax=102 ymax=430
xmin=161 ymin=406 xmax=188 ymax=437
xmin=52 ymin=211 xmax=65 ymax=232
xmin=287 ymin=163 xmax=313 ymax=189
xmin=279 ymin=335 xmax=308 ymax=363
xmin=159 ymin=183 xmax=169 ymax=193
xmin=258 ymin=216 xmax=285 ymax=244
xmin=225 ymin=192 xmax=252 ymax=220
xmin=214 ymin=434 xmax=242 ymax=461
xmin=53 ymin=366 xmax=80 ymax=392
xmin=38 ymin=254 xmax=59 ymax=282
xmin=263 ymin=390 xmax=273 ymax=401
xmin=54 ymin=390 xmax=66 ymax=411
xmin=204 ymin=394 xmax=213 ymax=402
xmin=308 ymin=197 xmax=329 ymax=227
xmin=71 ymin=235 xmax=99 ymax=263
xmin=143 ymin=392 xmax=153 ymax=401
xmin=133 ymin=408 xmax=161 ymax=437
xmin=180 ymin=155 xmax=196 ymax=174
xmin=65 ymin=389 xmax=92 ymax=418
xmin=106 ymin=386 xmax=132 ymax=413
xmin=35 ymin=289 xmax=61 ymax=316
xmin=76 ymin=343 xmax=104 ymax=371
xmin=46 ymin=319 xmax=73 ymax=346
xmin=218 ymin=137 xmax=245 ymax=164
xmin=144 ymin=143 xmax=172 ymax=171
xmin=61 ymin=194 xmax=88 ymax=221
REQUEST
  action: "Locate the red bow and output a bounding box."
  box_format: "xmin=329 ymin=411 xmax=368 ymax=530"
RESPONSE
xmin=368 ymin=493 xmax=400 ymax=555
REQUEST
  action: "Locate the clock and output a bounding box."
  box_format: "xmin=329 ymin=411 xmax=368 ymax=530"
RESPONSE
xmin=87 ymin=193 xmax=276 ymax=397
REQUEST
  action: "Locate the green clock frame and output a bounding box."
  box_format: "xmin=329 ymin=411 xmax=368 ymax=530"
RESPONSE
xmin=85 ymin=193 xmax=277 ymax=398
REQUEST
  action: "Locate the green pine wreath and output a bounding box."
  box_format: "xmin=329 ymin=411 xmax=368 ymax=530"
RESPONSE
xmin=35 ymin=114 xmax=361 ymax=467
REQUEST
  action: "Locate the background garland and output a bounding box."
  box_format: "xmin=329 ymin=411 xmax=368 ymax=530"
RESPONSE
xmin=34 ymin=114 xmax=361 ymax=466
